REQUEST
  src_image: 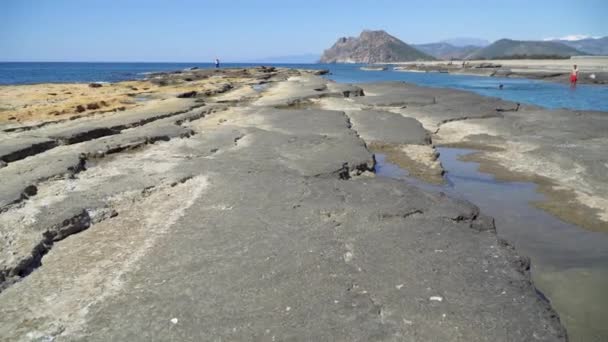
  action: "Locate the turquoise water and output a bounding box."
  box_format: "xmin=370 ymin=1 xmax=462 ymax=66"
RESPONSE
xmin=1 ymin=62 xmax=607 ymax=111
xmin=325 ymin=64 xmax=608 ymax=112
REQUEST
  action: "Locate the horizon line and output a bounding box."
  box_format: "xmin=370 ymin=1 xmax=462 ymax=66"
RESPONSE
xmin=0 ymin=60 xmax=321 ymax=64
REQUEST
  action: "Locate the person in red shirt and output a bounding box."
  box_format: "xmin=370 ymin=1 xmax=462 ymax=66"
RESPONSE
xmin=570 ymin=64 xmax=579 ymax=86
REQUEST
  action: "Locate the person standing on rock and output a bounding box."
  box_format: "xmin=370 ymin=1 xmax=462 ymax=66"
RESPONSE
xmin=215 ymin=58 xmax=220 ymax=69
xmin=570 ymin=64 xmax=579 ymax=87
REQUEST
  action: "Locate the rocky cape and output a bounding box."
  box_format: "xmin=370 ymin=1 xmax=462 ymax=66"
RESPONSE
xmin=320 ymin=30 xmax=434 ymax=63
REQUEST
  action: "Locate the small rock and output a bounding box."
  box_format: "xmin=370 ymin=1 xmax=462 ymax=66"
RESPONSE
xmin=88 ymin=83 xmax=103 ymax=88
xmin=170 ymin=318 xmax=178 ymax=324
xmin=0 ymin=160 xmax=7 ymax=168
xmin=285 ymin=306 xmax=291 ymax=312
xmin=429 ymin=296 xmax=443 ymax=302
xmin=343 ymin=251 xmax=353 ymax=262
xmin=396 ymin=284 xmax=404 ymax=290
xmin=23 ymin=185 xmax=38 ymax=197
xmin=75 ymin=105 xmax=86 ymax=113
xmin=86 ymin=102 xmax=100 ymax=110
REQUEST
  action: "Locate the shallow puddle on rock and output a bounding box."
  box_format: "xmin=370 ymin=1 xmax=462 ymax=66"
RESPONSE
xmin=251 ymin=83 xmax=270 ymax=92
xmin=133 ymin=95 xmax=153 ymax=102
xmin=375 ymin=148 xmax=608 ymax=342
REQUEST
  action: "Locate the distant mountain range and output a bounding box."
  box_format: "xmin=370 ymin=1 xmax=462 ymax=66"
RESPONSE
xmin=552 ymin=36 xmax=608 ymax=56
xmin=440 ymin=37 xmax=490 ymax=47
xmin=466 ymin=39 xmax=585 ymax=59
xmin=319 ymin=30 xmax=434 ymax=63
xmin=412 ymin=43 xmax=480 ymax=60
xmin=319 ymin=30 xmax=607 ymax=62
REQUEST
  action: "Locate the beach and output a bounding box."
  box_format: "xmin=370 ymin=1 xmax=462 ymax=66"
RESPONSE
xmin=1 ymin=66 xmax=607 ymax=341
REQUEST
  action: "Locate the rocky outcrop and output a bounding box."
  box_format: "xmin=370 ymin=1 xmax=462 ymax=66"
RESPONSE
xmin=320 ymin=30 xmax=434 ymax=63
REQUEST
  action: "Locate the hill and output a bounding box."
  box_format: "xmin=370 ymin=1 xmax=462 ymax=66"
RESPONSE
xmin=441 ymin=37 xmax=490 ymax=47
xmin=413 ymin=42 xmax=480 ymax=60
xmin=555 ymin=36 xmax=608 ymax=55
xmin=319 ymin=30 xmax=434 ymax=63
xmin=467 ymin=39 xmax=585 ymax=59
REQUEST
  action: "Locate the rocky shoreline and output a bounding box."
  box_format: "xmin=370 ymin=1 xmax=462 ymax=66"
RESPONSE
xmin=0 ymin=66 xmax=590 ymax=340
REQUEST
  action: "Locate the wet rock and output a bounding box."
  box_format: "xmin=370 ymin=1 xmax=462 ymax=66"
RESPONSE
xmin=88 ymin=83 xmax=103 ymax=88
xmin=470 ymin=214 xmax=496 ymax=232
xmin=177 ymin=91 xmax=197 ymax=98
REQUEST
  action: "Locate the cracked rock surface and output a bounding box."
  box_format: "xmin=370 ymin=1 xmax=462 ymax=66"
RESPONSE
xmin=0 ymin=68 xmax=566 ymax=341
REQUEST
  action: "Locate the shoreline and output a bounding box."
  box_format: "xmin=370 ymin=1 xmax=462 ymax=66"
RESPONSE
xmin=380 ymin=58 xmax=608 ymax=85
xmin=2 ymin=66 xmax=603 ymax=340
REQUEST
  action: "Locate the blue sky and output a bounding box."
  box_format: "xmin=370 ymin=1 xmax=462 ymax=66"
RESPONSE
xmin=1 ymin=0 xmax=606 ymax=62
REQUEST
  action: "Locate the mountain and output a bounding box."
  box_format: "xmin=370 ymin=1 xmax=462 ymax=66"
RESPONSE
xmin=554 ymin=36 xmax=608 ymax=55
xmin=319 ymin=30 xmax=435 ymax=63
xmin=249 ymin=54 xmax=320 ymax=64
xmin=413 ymin=42 xmax=480 ymax=60
xmin=467 ymin=39 xmax=585 ymax=59
xmin=441 ymin=37 xmax=490 ymax=47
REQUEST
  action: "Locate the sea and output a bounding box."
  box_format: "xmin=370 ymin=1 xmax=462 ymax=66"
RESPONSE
xmin=1 ymin=62 xmax=607 ymax=112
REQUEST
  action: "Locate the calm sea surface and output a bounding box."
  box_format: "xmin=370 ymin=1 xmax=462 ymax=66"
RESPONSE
xmin=1 ymin=62 xmax=607 ymax=111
